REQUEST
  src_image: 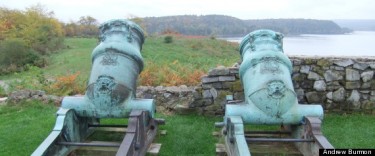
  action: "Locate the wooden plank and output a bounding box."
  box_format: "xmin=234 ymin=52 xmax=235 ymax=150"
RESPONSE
xmin=95 ymin=127 xmax=127 ymax=132
xmin=147 ymin=143 xmax=162 ymax=155
xmin=216 ymin=144 xmax=226 ymax=156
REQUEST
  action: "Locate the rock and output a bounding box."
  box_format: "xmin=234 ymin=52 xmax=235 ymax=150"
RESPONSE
xmin=163 ymin=93 xmax=172 ymax=98
xmin=295 ymin=88 xmax=305 ymax=102
xmin=347 ymin=90 xmax=361 ymax=109
xmin=305 ymin=92 xmax=322 ymax=103
xmin=208 ymin=67 xmax=230 ymax=76
xmin=202 ymin=90 xmax=212 ymax=99
xmin=192 ymin=90 xmax=202 ymax=99
xmin=361 ymin=100 xmax=375 ymax=110
xmin=361 ymin=71 xmax=374 ymax=82
xmin=362 ymin=82 xmax=371 ymax=89
xmin=155 ymin=86 xmax=164 ymax=92
xmin=353 ymin=62 xmax=369 ymax=70
xmin=360 ymin=90 xmax=370 ymax=94
xmin=293 ymin=59 xmax=302 ymax=65
xmin=369 ymin=63 xmax=375 ymax=69
xmin=210 ymin=88 xmax=218 ymax=99
xmin=326 ymin=92 xmax=333 ymax=100
xmin=372 ymin=91 xmax=375 ymax=96
xmin=165 ymin=86 xmax=180 ymax=93
xmin=229 ymin=67 xmax=239 ymax=74
xmin=345 ymin=69 xmax=360 ymax=81
xmin=345 ymin=81 xmax=361 ymax=89
xmin=201 ymin=76 xmax=219 ymax=83
xmin=333 ymin=59 xmax=354 ymax=67
xmin=330 ymin=66 xmax=345 ymax=71
xmin=301 ymin=80 xmax=314 ymax=89
xmin=313 ymin=80 xmax=326 ymax=91
xmin=317 ymin=59 xmax=333 ymax=67
xmin=332 ymin=88 xmax=346 ymax=102
xmin=300 ymin=65 xmax=311 ymax=74
xmin=190 ymin=98 xmax=213 ymax=107
xmin=326 ymin=81 xmax=342 ymax=90
xmin=293 ymin=66 xmax=301 ymax=73
xmin=8 ymin=90 xmax=32 ymax=103
xmin=308 ymin=72 xmax=322 ymax=80
xmin=324 ymin=70 xmax=343 ymax=82
xmin=202 ymin=82 xmax=222 ymax=89
xmin=218 ymin=76 xmax=236 ymax=82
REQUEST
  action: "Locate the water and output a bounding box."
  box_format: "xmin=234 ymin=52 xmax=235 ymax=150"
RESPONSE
xmin=223 ymin=31 xmax=375 ymax=57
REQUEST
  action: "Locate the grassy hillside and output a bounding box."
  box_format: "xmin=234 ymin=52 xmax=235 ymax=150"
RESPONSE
xmin=0 ymin=36 xmax=239 ymax=95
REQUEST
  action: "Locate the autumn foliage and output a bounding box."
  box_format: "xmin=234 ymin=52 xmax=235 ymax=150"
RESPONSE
xmin=46 ymin=72 xmax=86 ymax=95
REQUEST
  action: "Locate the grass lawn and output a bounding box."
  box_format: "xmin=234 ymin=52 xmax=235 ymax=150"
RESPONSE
xmin=0 ymin=102 xmax=374 ymax=156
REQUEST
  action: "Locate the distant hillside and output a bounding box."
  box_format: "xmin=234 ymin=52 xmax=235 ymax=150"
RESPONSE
xmin=142 ymin=15 xmax=351 ymax=36
xmin=244 ymin=19 xmax=351 ymax=35
xmin=333 ymin=19 xmax=375 ymax=31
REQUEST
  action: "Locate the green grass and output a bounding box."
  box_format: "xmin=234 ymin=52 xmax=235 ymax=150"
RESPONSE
xmin=142 ymin=35 xmax=239 ymax=71
xmin=154 ymin=114 xmax=221 ymax=156
xmin=0 ymin=101 xmax=57 ymax=156
xmin=1 ymin=101 xmax=374 ymax=156
xmin=323 ymin=113 xmax=375 ymax=148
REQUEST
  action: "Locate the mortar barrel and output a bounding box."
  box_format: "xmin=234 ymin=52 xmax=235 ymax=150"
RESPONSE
xmin=85 ymin=19 xmax=145 ymax=107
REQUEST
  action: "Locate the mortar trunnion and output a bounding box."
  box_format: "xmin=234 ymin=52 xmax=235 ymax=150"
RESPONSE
xmin=217 ymin=29 xmax=333 ymax=156
xmin=32 ymin=19 xmax=164 ymax=156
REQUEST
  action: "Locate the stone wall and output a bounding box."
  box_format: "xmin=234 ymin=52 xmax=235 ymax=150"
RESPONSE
xmin=6 ymin=56 xmax=374 ymax=116
xmin=137 ymin=56 xmax=375 ymax=115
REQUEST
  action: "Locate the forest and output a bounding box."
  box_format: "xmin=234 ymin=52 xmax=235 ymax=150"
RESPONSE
xmin=142 ymin=15 xmax=352 ymax=36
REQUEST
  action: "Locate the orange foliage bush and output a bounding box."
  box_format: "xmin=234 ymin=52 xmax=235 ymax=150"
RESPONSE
xmin=46 ymin=72 xmax=85 ymax=95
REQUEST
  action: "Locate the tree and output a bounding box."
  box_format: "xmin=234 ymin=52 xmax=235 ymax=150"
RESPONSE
xmin=0 ymin=4 xmax=64 ymax=54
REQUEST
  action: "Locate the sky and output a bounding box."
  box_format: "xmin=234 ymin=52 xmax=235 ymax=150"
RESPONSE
xmin=1 ymin=0 xmax=375 ymax=23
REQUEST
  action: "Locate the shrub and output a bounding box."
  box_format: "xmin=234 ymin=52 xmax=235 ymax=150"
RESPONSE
xmin=0 ymin=38 xmax=45 ymax=74
xmin=164 ymin=36 xmax=173 ymax=43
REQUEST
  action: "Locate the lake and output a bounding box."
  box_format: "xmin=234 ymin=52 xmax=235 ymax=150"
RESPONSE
xmin=223 ymin=31 xmax=375 ymax=57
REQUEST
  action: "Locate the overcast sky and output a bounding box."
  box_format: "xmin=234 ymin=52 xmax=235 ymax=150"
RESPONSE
xmin=1 ymin=0 xmax=375 ymax=23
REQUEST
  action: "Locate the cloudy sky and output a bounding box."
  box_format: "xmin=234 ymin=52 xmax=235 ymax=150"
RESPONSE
xmin=1 ymin=0 xmax=374 ymax=23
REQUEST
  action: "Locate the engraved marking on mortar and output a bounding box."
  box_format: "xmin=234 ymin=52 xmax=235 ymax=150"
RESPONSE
xmin=100 ymin=50 xmax=119 ymax=66
xmin=267 ymin=81 xmax=286 ymax=99
xmin=86 ymin=75 xmax=130 ymax=107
